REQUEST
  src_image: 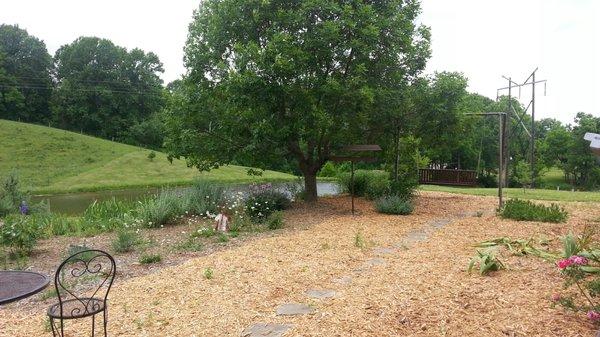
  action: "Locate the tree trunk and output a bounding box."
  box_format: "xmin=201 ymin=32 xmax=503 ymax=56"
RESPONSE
xmin=303 ymin=172 xmax=318 ymax=202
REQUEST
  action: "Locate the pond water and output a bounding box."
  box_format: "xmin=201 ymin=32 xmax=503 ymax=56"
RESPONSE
xmin=31 ymin=181 xmax=341 ymax=215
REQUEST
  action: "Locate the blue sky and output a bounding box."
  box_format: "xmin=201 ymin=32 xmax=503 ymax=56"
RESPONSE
xmin=1 ymin=0 xmax=598 ymax=124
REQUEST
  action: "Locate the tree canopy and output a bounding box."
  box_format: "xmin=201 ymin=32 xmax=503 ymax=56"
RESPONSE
xmin=166 ymin=0 xmax=431 ymax=201
xmin=51 ymin=37 xmax=165 ymax=140
xmin=0 ymin=24 xmax=53 ymax=123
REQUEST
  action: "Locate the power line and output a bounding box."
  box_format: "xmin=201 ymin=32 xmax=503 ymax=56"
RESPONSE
xmin=0 ymin=84 xmax=164 ymax=97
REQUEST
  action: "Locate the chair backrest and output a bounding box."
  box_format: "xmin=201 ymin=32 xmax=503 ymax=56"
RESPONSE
xmin=54 ymin=249 xmax=116 ymax=317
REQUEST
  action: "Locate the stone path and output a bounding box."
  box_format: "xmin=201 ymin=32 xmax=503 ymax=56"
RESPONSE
xmin=241 ymin=213 xmax=473 ymax=336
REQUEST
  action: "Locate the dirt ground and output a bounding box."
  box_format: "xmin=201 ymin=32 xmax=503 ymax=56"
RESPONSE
xmin=1 ymin=191 xmax=599 ymax=336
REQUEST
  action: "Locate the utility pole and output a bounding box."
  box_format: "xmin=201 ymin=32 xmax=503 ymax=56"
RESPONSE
xmin=467 ymin=112 xmax=507 ymax=209
xmin=497 ymin=69 xmax=547 ymax=189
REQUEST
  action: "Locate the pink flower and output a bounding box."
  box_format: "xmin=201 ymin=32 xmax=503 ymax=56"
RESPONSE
xmin=557 ymin=259 xmax=573 ymax=269
xmin=569 ymin=255 xmax=588 ymax=266
xmin=551 ymin=293 xmax=561 ymax=302
xmin=587 ymin=311 xmax=600 ymax=321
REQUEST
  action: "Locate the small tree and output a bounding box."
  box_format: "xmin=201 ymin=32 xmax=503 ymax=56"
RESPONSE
xmin=514 ymin=160 xmax=531 ymax=192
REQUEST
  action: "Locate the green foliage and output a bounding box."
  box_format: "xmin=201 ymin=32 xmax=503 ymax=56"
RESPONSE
xmin=475 ymin=237 xmax=557 ymax=261
xmin=514 ymin=160 xmax=532 ymax=188
xmin=0 ymin=171 xmax=27 ymax=217
xmin=139 ymin=253 xmax=162 ymax=264
xmin=111 ymin=229 xmax=140 ymax=253
xmin=166 ymin=0 xmax=430 ymax=201
xmin=80 ymin=198 xmax=137 ymax=235
xmin=147 ymin=151 xmax=156 ymax=162
xmin=181 ymin=180 xmax=225 ymax=216
xmin=375 ymin=195 xmax=414 ymax=215
xmin=216 ymin=233 xmax=229 ymax=243
xmin=51 ymin=36 xmax=165 ymax=141
xmin=137 ymin=191 xmax=183 ymax=228
xmin=267 ymin=211 xmax=284 ymax=230
xmin=354 ymin=231 xmax=366 ymax=249
xmin=338 ymin=170 xmax=390 ymax=200
xmin=245 ymin=184 xmax=290 ymax=221
xmin=175 ymin=237 xmax=203 ymax=252
xmin=499 ymin=199 xmax=568 ymax=223
xmin=0 ymin=214 xmax=41 ymax=255
xmin=468 ymin=250 xmax=505 ymax=276
xmin=0 ymin=24 xmax=53 ymax=123
xmin=318 ymin=162 xmax=338 ymax=178
xmin=203 ymin=267 xmax=213 ymax=280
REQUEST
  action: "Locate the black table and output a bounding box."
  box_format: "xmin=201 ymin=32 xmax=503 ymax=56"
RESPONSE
xmin=0 ymin=271 xmax=49 ymax=305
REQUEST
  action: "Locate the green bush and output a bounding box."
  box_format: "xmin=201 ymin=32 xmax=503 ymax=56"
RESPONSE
xmin=375 ymin=195 xmax=414 ymax=215
xmin=138 ymin=191 xmax=182 ymax=228
xmin=338 ymin=170 xmax=390 ymax=199
xmin=181 ymin=180 xmax=225 ymax=216
xmin=500 ymin=199 xmax=568 ymax=223
xmin=111 ymin=229 xmax=140 ymax=253
xmin=267 ymin=210 xmax=284 ymax=230
xmin=389 ymin=177 xmax=418 ymax=200
xmin=0 ymin=214 xmax=41 ymax=255
xmin=318 ymin=161 xmax=338 ymax=177
xmin=245 ymin=184 xmax=291 ymax=221
xmin=139 ymin=253 xmax=162 ymax=264
xmin=81 ymin=198 xmax=136 ymax=234
xmin=0 ymin=171 xmax=28 ymax=217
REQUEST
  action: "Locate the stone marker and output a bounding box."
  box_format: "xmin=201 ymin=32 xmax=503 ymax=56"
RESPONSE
xmin=276 ymin=303 xmax=315 ymax=316
xmin=364 ymin=257 xmax=386 ymax=267
xmin=241 ymin=323 xmax=293 ymax=337
xmin=305 ymin=289 xmax=337 ymax=299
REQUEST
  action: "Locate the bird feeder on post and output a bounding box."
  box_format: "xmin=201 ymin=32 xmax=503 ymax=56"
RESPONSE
xmin=330 ymin=145 xmax=382 ymax=215
xmin=584 ymin=133 xmax=600 ymax=157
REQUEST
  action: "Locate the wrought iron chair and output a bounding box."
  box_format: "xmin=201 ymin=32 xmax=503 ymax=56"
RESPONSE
xmin=47 ymin=249 xmax=116 ymax=337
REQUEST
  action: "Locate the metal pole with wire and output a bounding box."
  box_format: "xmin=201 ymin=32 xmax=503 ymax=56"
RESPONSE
xmin=466 ymin=112 xmax=507 ymax=209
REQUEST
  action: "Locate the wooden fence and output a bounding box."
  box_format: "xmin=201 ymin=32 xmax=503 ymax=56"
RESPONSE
xmin=418 ymin=168 xmax=477 ymax=186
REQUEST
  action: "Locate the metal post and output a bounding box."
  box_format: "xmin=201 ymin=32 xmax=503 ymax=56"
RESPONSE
xmin=503 ymin=78 xmax=511 ymax=189
xmin=531 ymin=70 xmax=536 ymax=188
xmin=351 ymin=161 xmax=355 ymax=215
xmin=499 ymin=113 xmax=505 ymax=209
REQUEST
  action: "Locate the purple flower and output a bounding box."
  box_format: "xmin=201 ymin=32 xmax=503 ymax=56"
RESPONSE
xmin=19 ymin=201 xmax=29 ymax=215
xmin=569 ymin=255 xmax=588 ymax=266
xmin=587 ymin=311 xmax=600 ymax=321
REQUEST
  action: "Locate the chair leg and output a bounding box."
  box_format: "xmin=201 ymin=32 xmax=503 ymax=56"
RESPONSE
xmin=103 ymin=307 xmax=108 ymax=337
xmin=92 ymin=314 xmax=96 ymax=337
xmin=49 ymin=317 xmax=56 ymax=337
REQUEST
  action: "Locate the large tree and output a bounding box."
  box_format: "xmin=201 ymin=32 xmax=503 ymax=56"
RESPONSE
xmin=51 ymin=37 xmax=164 ymax=139
xmin=0 ymin=24 xmax=53 ymax=123
xmin=166 ymin=0 xmax=430 ymax=201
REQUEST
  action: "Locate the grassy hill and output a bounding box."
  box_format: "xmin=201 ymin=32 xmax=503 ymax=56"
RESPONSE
xmin=0 ymin=120 xmax=296 ymax=194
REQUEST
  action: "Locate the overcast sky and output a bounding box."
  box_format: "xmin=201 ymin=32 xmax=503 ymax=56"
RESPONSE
xmin=1 ymin=0 xmax=598 ymax=124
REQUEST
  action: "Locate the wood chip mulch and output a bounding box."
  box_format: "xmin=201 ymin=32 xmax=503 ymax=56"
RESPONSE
xmin=1 ymin=192 xmax=599 ymax=336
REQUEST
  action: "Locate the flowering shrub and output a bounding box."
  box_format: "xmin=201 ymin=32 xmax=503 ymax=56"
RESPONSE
xmin=553 ymin=229 xmax=600 ymax=323
xmin=0 ymin=214 xmax=41 ymax=255
xmin=245 ymin=184 xmax=290 ymax=221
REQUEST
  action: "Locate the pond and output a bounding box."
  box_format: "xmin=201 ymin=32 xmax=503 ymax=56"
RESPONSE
xmin=31 ymin=181 xmax=341 ymax=215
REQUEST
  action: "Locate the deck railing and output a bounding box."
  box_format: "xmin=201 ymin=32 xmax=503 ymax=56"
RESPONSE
xmin=418 ymin=168 xmax=477 ymax=186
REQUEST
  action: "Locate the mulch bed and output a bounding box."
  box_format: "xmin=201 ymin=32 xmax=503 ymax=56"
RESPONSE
xmin=1 ymin=192 xmax=599 ymax=336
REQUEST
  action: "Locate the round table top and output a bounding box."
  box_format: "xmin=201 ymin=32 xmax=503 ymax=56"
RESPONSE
xmin=0 ymin=270 xmax=50 ymax=305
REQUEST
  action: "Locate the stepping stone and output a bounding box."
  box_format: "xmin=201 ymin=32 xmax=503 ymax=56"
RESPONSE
xmin=428 ymin=219 xmax=451 ymax=228
xmin=405 ymin=230 xmax=429 ymax=242
xmin=305 ymin=289 xmax=337 ymax=299
xmin=276 ymin=303 xmax=315 ymax=316
xmin=332 ymin=276 xmax=352 ymax=285
xmin=365 ymin=258 xmax=386 ymax=267
xmin=373 ymin=247 xmax=395 ymax=255
xmin=241 ymin=323 xmax=293 ymax=337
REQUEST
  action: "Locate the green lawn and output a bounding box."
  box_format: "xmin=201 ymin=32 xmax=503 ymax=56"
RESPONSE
xmin=0 ymin=119 xmax=295 ymax=194
xmin=420 ymin=184 xmax=600 ymax=203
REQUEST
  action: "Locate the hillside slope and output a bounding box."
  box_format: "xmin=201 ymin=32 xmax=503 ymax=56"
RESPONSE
xmin=0 ymin=120 xmax=295 ymax=194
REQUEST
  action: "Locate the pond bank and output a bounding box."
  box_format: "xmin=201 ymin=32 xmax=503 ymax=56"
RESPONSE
xmin=31 ymin=181 xmax=341 ymax=215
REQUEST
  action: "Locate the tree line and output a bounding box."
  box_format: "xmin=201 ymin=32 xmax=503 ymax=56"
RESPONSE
xmin=0 ymin=24 xmax=166 ymax=149
xmin=2 ymin=0 xmax=599 ymax=198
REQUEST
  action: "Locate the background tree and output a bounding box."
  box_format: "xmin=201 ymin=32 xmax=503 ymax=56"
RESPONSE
xmin=51 ymin=37 xmax=165 ymax=140
xmin=0 ymin=24 xmax=53 ymax=123
xmin=165 ymin=0 xmax=431 ymax=201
